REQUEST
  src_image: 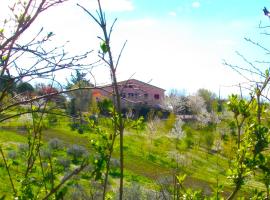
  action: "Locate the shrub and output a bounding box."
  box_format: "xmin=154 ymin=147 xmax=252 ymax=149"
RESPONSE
xmin=77 ymin=127 xmax=84 ymax=134
xmin=0 ymin=160 xmax=5 ymax=168
xmin=40 ymin=148 xmax=52 ymax=159
xmin=116 ymin=182 xmax=143 ymax=200
xmin=67 ymin=145 xmax=87 ymax=162
xmin=147 ymin=153 xmax=157 ymax=162
xmin=46 ymin=113 xmax=59 ymax=127
xmin=42 ymin=162 xmax=49 ymax=169
xmin=8 ymin=150 xmax=17 ymax=159
xmin=69 ymin=184 xmax=88 ymax=200
xmin=48 ymin=138 xmax=63 ymax=150
xmin=110 ymin=158 xmax=120 ymax=168
xmin=184 ymin=129 xmax=194 ymax=149
xmin=203 ymin=131 xmax=215 ymax=152
xmin=69 ymin=122 xmax=90 ymax=134
xmin=57 ymin=157 xmax=71 ymax=169
xmin=70 ymin=122 xmax=79 ymax=131
xmin=164 ymin=113 xmax=176 ymax=132
xmin=18 ymin=143 xmax=29 ymax=156
xmin=145 ymin=190 xmax=165 ymax=200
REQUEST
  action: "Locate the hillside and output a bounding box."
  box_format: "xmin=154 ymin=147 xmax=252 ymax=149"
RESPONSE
xmin=0 ymin=114 xmax=265 ymax=199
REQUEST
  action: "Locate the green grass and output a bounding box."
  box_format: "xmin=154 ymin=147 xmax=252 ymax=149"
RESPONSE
xmin=0 ymin=129 xmax=27 ymax=144
xmin=0 ymin=117 xmax=266 ymax=198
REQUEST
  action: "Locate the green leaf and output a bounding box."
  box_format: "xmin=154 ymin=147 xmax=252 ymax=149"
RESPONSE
xmin=176 ymin=174 xmax=186 ymax=183
xmin=2 ymin=55 xmax=8 ymax=61
xmin=265 ymin=69 xmax=269 ymax=77
xmin=0 ymin=195 xmax=6 ymax=200
xmin=47 ymin=32 xmax=53 ymax=38
xmin=55 ymin=186 xmax=68 ymax=199
xmin=105 ymin=193 xmax=113 ymax=200
xmin=100 ymin=41 xmax=108 ymax=53
xmin=12 ymin=160 xmax=19 ymax=166
xmin=18 ymin=14 xmax=25 ymax=23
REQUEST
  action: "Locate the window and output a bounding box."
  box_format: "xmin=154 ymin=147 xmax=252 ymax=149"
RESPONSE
xmin=121 ymin=93 xmax=126 ymax=98
xmin=134 ymin=93 xmax=139 ymax=98
xmin=128 ymin=85 xmax=133 ymax=88
xmin=154 ymin=94 xmax=160 ymax=100
xmin=128 ymin=93 xmax=134 ymax=98
xmin=144 ymin=93 xmax=148 ymax=99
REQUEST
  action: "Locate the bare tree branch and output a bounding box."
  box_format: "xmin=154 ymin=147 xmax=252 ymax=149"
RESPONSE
xmin=115 ymin=40 xmax=127 ymax=71
xmin=42 ymin=160 xmax=88 ymax=200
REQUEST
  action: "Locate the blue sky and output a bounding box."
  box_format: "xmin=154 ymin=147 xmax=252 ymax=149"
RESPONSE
xmin=2 ymin=0 xmax=270 ymax=96
xmin=128 ymin=0 xmax=265 ymax=20
xmin=82 ymin=0 xmax=269 ymax=96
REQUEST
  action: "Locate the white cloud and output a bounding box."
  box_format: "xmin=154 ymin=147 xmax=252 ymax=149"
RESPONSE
xmin=192 ymin=1 xmax=201 ymax=8
xmin=87 ymin=0 xmax=134 ymax=12
xmin=168 ymin=11 xmax=177 ymax=17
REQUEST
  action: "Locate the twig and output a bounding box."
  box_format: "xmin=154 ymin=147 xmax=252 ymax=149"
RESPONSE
xmin=109 ymin=18 xmax=118 ymax=40
xmin=0 ymin=146 xmax=17 ymax=196
xmin=42 ymin=161 xmax=88 ymax=200
xmin=244 ymin=37 xmax=270 ymax=54
xmin=115 ymin=40 xmax=127 ymax=71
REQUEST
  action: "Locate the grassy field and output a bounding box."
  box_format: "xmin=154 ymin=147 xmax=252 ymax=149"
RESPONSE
xmin=0 ymin=116 xmax=265 ymax=198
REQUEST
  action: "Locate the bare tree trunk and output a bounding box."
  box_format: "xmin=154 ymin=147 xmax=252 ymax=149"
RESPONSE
xmin=102 ymin=133 xmax=117 ymax=200
xmin=227 ymin=184 xmax=240 ymax=200
xmin=95 ymin=0 xmax=125 ymax=198
xmin=78 ymin=1 xmax=127 ymax=198
xmin=111 ymin=69 xmax=124 ymax=200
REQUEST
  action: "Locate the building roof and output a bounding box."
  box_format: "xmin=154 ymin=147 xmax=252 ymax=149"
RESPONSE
xmin=117 ymin=79 xmax=166 ymax=91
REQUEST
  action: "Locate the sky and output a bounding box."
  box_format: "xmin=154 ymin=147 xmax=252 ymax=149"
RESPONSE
xmin=2 ymin=0 xmax=270 ymax=96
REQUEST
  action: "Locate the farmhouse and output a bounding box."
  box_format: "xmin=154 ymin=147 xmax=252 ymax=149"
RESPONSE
xmin=92 ymin=79 xmax=165 ymax=109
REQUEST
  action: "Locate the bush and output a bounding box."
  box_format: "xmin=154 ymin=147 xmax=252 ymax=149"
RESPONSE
xmin=145 ymin=190 xmax=166 ymax=200
xmin=67 ymin=145 xmax=87 ymax=162
xmin=18 ymin=143 xmax=29 ymax=156
xmin=48 ymin=138 xmax=63 ymax=150
xmin=0 ymin=160 xmax=5 ymax=168
xmin=69 ymin=184 xmax=88 ymax=200
xmin=40 ymin=148 xmax=52 ymax=159
xmin=110 ymin=158 xmax=120 ymax=168
xmin=116 ymin=182 xmax=143 ymax=200
xmin=203 ymin=132 xmax=215 ymax=152
xmin=8 ymin=150 xmax=17 ymax=159
xmin=70 ymin=122 xmax=79 ymax=131
xmin=46 ymin=113 xmax=59 ymax=127
xmin=69 ymin=122 xmax=90 ymax=134
xmin=164 ymin=113 xmax=176 ymax=132
xmin=97 ymin=99 xmax=113 ymax=116
xmin=77 ymin=127 xmax=84 ymax=134
xmin=184 ymin=130 xmax=194 ymax=149
xmin=147 ymin=153 xmax=157 ymax=162
xmin=42 ymin=162 xmax=49 ymax=169
xmin=57 ymin=157 xmax=71 ymax=169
